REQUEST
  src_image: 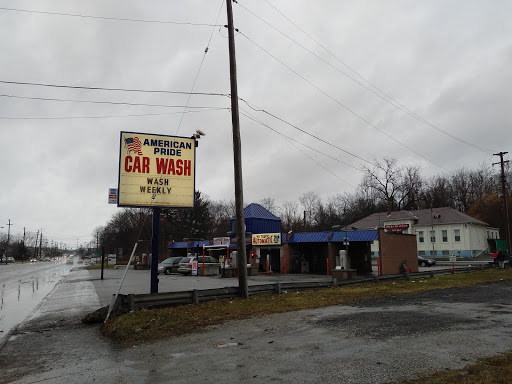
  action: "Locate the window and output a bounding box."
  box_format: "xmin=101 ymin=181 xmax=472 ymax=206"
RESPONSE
xmin=418 ymin=231 xmax=424 ymax=243
xmin=442 ymin=230 xmax=448 ymax=243
xmin=418 ymin=251 xmax=425 ymax=256
xmin=454 ymin=229 xmax=460 ymax=242
xmin=430 ymin=230 xmax=436 ymax=243
xmin=442 ymin=250 xmax=449 ymax=256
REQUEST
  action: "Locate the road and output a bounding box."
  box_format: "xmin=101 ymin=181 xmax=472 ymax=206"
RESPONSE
xmin=0 ymin=259 xmax=74 ymax=345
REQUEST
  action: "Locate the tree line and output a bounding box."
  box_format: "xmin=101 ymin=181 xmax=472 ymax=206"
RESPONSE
xmin=92 ymin=158 xmax=510 ymax=256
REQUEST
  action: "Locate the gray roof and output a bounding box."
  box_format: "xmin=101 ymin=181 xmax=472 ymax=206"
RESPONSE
xmin=349 ymin=207 xmax=490 ymax=229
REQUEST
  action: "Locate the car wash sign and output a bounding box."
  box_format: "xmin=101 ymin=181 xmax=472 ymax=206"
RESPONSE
xmin=252 ymin=233 xmax=281 ymax=246
xmin=118 ymin=131 xmax=196 ymax=208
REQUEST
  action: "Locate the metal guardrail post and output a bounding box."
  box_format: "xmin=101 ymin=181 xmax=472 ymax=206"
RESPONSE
xmin=192 ymin=289 xmax=199 ymax=305
xmin=274 ymin=282 xmax=281 ymax=294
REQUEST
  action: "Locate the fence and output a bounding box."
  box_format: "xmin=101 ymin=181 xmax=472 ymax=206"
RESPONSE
xmin=114 ymin=264 xmax=493 ymax=312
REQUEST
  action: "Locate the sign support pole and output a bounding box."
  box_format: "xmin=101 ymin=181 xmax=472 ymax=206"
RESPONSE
xmin=150 ymin=207 xmax=160 ymax=294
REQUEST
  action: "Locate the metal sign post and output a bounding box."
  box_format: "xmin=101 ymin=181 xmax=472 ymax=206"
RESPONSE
xmin=150 ymin=207 xmax=160 ymax=294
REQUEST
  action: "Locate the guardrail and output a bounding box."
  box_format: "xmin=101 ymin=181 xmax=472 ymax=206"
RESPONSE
xmin=114 ymin=264 xmax=495 ymax=312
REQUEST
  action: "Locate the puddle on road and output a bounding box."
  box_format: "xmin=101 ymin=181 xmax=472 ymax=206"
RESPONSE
xmin=0 ymin=265 xmax=72 ymax=342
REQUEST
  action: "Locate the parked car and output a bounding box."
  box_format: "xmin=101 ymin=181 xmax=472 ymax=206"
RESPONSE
xmin=418 ymin=255 xmax=436 ymax=267
xmin=157 ymin=257 xmax=183 ymax=275
xmin=178 ymin=256 xmax=221 ymax=275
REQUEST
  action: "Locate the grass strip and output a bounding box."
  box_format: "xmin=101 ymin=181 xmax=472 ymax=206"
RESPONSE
xmin=102 ymin=269 xmax=512 ymax=347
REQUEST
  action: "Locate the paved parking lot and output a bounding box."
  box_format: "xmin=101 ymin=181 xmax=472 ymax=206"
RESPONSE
xmin=89 ymin=267 xmax=334 ymax=306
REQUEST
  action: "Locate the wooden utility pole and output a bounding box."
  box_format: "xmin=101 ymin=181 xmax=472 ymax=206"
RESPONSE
xmin=493 ymin=152 xmax=510 ymax=252
xmin=4 ymin=219 xmax=12 ymax=263
xmin=226 ymin=0 xmax=248 ymax=298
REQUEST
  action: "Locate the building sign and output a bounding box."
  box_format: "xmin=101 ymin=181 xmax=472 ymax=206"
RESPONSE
xmin=118 ymin=131 xmax=196 ymax=208
xmin=192 ymin=260 xmax=198 ymax=276
xmin=108 ymin=188 xmax=117 ymax=204
xmin=384 ymin=224 xmax=410 ymax=233
xmin=213 ymin=237 xmax=230 ymax=246
xmin=252 ymin=233 xmax=281 ymax=246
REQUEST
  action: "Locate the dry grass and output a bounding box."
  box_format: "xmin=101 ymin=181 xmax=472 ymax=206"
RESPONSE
xmin=400 ymin=351 xmax=512 ymax=384
xmin=103 ymin=269 xmax=512 ymax=346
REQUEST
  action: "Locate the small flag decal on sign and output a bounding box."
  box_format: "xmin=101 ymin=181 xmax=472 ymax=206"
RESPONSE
xmin=124 ymin=137 xmax=143 ymax=155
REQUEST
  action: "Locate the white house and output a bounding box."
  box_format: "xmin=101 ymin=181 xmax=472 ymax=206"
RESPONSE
xmin=349 ymin=207 xmax=500 ymax=258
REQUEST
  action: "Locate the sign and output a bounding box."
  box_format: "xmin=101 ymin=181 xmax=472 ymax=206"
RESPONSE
xmin=252 ymin=233 xmax=281 ymax=246
xmin=108 ymin=188 xmax=118 ymax=204
xmin=449 ymin=254 xmax=457 ymax=262
xmin=191 ymin=260 xmax=198 ymax=276
xmin=213 ymin=237 xmax=230 ymax=246
xmin=118 ymin=131 xmax=196 ymax=208
xmin=384 ymin=224 xmax=410 ymax=233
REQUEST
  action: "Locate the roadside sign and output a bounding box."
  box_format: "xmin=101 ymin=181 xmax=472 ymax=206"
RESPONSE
xmin=118 ymin=131 xmax=196 ymax=208
xmin=108 ymin=188 xmax=117 ymax=204
xmin=449 ymin=254 xmax=457 ymax=262
xmin=192 ymin=260 xmax=198 ymax=276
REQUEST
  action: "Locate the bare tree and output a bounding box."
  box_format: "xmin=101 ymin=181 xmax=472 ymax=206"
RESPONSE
xmin=280 ymin=200 xmax=300 ymax=232
xmin=259 ymin=197 xmax=278 ymax=215
xmin=299 ymin=191 xmax=320 ymax=229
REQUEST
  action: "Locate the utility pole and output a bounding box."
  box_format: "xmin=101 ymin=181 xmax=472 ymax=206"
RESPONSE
xmin=34 ymin=230 xmax=39 ymax=259
xmin=5 ymin=219 xmax=12 ymax=263
xmin=23 ymin=227 xmax=26 ymax=263
xmin=226 ymin=0 xmax=248 ymax=298
xmin=39 ymin=230 xmax=43 ymax=258
xmin=493 ymin=152 xmax=510 ymax=253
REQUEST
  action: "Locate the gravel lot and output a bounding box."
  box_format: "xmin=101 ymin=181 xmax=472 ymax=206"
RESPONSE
xmin=1 ymin=279 xmax=512 ymax=384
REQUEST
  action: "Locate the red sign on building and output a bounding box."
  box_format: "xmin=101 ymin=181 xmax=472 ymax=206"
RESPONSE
xmin=384 ymin=224 xmax=410 ymax=233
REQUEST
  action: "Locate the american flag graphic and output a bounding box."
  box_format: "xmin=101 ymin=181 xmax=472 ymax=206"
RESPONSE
xmin=124 ymin=137 xmax=143 ymax=155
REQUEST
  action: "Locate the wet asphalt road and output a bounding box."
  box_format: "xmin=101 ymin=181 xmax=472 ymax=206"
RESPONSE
xmin=0 ymin=260 xmax=73 ymax=345
xmin=1 ymin=267 xmax=512 ymax=383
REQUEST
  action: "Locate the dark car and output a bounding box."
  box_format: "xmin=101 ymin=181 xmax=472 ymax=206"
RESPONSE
xmin=418 ymin=255 xmax=436 ymax=267
xmin=157 ymin=257 xmax=183 ymax=275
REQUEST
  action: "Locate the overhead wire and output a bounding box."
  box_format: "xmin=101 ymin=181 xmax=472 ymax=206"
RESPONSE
xmin=250 ymin=0 xmax=494 ymax=155
xmin=239 ymin=97 xmax=375 ymax=167
xmin=239 ymin=108 xmax=357 ymax=188
xmin=236 ymin=31 xmax=449 ymax=172
xmin=0 ymin=6 xmax=224 ymax=27
xmin=0 ymin=93 xmax=228 ymax=110
xmin=0 ymin=108 xmax=228 ymax=120
xmin=176 ymin=0 xmax=225 ymax=135
xmin=0 ymin=80 xmax=230 ymax=97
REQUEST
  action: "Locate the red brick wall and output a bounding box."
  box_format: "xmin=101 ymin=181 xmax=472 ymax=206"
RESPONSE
xmin=378 ymin=229 xmax=418 ymax=275
xmin=281 ymin=244 xmax=292 ymax=273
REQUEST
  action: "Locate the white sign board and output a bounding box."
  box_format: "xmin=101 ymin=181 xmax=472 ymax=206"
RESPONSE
xmin=108 ymin=188 xmax=117 ymax=204
xmin=192 ymin=260 xmax=198 ymax=276
xmin=213 ymin=237 xmax=230 ymax=246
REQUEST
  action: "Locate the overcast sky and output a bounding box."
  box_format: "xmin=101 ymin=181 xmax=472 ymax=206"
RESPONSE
xmin=0 ymin=0 xmax=510 ymax=248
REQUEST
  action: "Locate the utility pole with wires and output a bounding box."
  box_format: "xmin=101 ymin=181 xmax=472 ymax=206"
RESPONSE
xmin=493 ymin=152 xmax=510 ymax=253
xmin=4 ymin=219 xmax=12 ymax=263
xmin=226 ymin=0 xmax=248 ymax=298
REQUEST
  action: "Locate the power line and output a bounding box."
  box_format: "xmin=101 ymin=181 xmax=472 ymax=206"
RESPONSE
xmin=0 ymin=6 xmax=224 ymax=27
xmin=239 ymin=97 xmax=375 ymax=167
xmin=0 ymin=80 xmax=229 ymax=97
xmin=0 ymin=108 xmax=228 ymax=120
xmin=176 ymin=0 xmax=225 ymax=135
xmin=237 ymin=31 xmax=449 ymax=172
xmin=0 ymin=93 xmax=227 ymax=109
xmin=255 ymin=0 xmax=494 ymax=155
xmin=239 ymin=108 xmax=357 ymax=188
